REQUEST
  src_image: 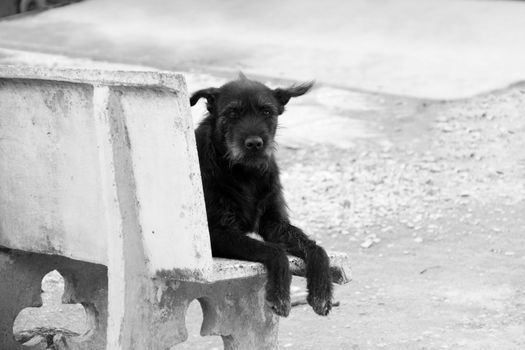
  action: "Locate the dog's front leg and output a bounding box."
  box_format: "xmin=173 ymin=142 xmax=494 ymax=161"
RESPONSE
xmin=210 ymin=231 xmax=292 ymax=317
xmin=259 ymin=218 xmax=333 ymax=316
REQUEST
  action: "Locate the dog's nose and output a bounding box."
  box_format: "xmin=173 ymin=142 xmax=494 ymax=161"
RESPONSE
xmin=244 ymin=136 xmax=264 ymax=150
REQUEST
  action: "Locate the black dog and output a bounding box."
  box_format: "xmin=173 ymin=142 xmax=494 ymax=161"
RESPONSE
xmin=190 ymin=73 xmax=333 ymax=317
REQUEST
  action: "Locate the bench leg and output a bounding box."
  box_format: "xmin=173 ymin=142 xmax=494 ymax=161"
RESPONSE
xmin=211 ymin=278 xmax=279 ymax=350
xmin=202 ymin=277 xmax=278 ymax=350
xmin=156 ymin=276 xmax=279 ymax=350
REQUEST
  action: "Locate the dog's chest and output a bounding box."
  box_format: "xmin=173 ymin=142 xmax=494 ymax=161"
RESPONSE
xmin=234 ymin=178 xmax=272 ymax=231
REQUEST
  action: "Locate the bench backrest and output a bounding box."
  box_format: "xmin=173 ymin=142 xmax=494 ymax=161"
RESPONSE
xmin=0 ymin=67 xmax=212 ymax=280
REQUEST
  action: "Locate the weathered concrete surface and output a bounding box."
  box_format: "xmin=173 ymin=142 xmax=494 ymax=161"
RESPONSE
xmin=209 ymin=252 xmax=350 ymax=284
xmin=1 ymin=0 xmax=525 ymax=99
xmin=152 ymin=277 xmax=279 ymax=350
xmin=0 ymin=66 xmax=212 ymax=276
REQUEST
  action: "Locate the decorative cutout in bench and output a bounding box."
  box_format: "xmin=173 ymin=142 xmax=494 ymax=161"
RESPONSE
xmin=12 ymin=270 xmax=94 ymax=350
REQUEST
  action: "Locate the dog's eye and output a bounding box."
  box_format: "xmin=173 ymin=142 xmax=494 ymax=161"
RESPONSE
xmin=227 ymin=110 xmax=238 ymax=118
xmin=262 ymin=109 xmax=272 ymax=117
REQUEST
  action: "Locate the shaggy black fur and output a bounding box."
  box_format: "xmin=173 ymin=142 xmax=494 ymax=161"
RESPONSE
xmin=190 ymin=73 xmax=333 ymax=317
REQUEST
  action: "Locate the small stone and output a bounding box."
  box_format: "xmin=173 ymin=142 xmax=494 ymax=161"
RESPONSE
xmin=361 ymin=239 xmax=374 ymax=249
xmin=414 ymin=237 xmax=423 ymax=243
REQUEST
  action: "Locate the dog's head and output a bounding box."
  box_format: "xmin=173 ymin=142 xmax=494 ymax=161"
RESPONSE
xmin=190 ymin=73 xmax=313 ymax=170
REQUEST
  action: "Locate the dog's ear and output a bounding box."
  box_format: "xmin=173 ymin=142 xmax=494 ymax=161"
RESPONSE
xmin=238 ymin=71 xmax=248 ymax=81
xmin=273 ymin=81 xmax=314 ymax=106
xmin=190 ymin=87 xmax=219 ymax=107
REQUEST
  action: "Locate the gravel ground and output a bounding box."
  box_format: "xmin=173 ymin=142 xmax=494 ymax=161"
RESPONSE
xmin=275 ymin=85 xmax=525 ymax=350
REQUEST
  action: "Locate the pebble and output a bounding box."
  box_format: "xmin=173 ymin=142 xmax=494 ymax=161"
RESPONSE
xmin=361 ymin=234 xmax=381 ymax=248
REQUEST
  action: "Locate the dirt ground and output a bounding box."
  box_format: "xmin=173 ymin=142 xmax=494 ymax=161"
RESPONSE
xmin=176 ymin=82 xmax=525 ymax=350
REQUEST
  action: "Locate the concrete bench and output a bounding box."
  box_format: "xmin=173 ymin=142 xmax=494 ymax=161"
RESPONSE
xmin=0 ymin=66 xmax=351 ymax=350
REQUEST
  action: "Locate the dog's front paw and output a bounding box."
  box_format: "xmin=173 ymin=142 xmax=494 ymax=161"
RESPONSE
xmin=307 ymin=292 xmax=332 ymax=316
xmin=266 ymin=287 xmax=291 ymax=317
xmin=306 ymin=247 xmax=334 ymax=316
